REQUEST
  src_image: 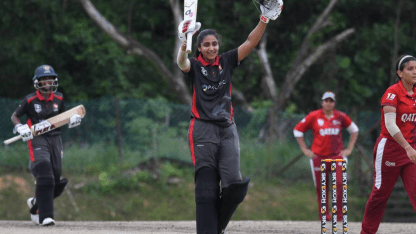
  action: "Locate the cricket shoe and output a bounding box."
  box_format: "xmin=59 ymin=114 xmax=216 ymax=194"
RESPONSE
xmin=27 ymin=197 xmax=40 ymax=225
xmin=27 ymin=197 xmax=36 ymax=210
xmin=31 ymin=214 xmax=40 ymax=225
xmin=42 ymin=217 xmax=55 ymax=226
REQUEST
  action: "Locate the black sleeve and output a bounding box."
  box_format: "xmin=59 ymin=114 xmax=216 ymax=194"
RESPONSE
xmin=222 ymin=48 xmax=239 ymax=69
xmin=60 ymin=98 xmax=66 ymax=114
xmin=14 ymin=98 xmax=28 ymax=117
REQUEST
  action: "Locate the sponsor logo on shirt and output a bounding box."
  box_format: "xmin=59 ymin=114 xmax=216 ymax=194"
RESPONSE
xmin=319 ymin=128 xmax=340 ymax=136
xmin=401 ymin=113 xmax=416 ymax=122
xmin=201 ymin=80 xmax=227 ymax=92
xmin=213 ymin=103 xmax=226 ymax=116
xmin=53 ymin=103 xmax=59 ymax=112
xmin=201 ymin=67 xmax=208 ymax=77
xmin=34 ymin=104 xmax=42 ymax=113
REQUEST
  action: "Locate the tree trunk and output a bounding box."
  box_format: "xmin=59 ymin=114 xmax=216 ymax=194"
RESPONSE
xmin=77 ymin=0 xmax=192 ymax=104
xmin=256 ymin=0 xmax=355 ymax=141
xmin=76 ymin=0 xmax=252 ymax=109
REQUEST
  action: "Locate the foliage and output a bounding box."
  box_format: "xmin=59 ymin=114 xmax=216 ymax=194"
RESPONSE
xmin=1 ymin=0 xmax=416 ymax=114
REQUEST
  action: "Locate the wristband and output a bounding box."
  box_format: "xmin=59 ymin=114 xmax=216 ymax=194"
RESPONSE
xmin=260 ymin=15 xmax=269 ymax=24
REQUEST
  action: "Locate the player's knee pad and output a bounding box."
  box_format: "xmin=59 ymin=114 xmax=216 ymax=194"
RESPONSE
xmin=195 ymin=167 xmax=220 ymax=203
xmin=54 ymin=178 xmax=68 ymax=198
xmin=33 ymin=161 xmax=54 ymax=186
xmin=221 ymin=177 xmax=250 ymax=204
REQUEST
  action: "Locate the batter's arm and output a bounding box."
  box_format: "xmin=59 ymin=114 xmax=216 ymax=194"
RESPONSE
xmin=177 ymin=42 xmax=191 ymax=73
xmin=11 ymin=112 xmax=22 ymax=126
xmin=237 ymin=20 xmax=267 ymax=63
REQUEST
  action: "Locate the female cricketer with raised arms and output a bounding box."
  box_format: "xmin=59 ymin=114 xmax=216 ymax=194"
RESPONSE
xmin=11 ymin=65 xmax=82 ymax=226
xmin=176 ymin=1 xmax=283 ymax=233
xmin=361 ymin=55 xmax=416 ymax=234
xmin=293 ymin=91 xmax=359 ymax=222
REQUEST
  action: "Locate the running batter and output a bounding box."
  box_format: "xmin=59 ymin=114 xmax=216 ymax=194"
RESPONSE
xmin=361 ymin=55 xmax=416 ymax=234
xmin=293 ymin=91 xmax=359 ymax=222
xmin=11 ymin=65 xmax=82 ymax=226
xmin=176 ymin=1 xmax=284 ymax=233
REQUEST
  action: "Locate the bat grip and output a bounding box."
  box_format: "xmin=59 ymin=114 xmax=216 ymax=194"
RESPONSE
xmin=3 ymin=135 xmax=22 ymax=146
xmin=186 ymin=32 xmax=193 ymax=53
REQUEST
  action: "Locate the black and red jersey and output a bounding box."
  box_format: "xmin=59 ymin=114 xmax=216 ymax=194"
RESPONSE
xmin=14 ymin=91 xmax=66 ymax=136
xmin=187 ymin=48 xmax=240 ymax=127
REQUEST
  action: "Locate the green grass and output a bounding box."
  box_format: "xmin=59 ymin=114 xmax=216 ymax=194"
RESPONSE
xmin=0 ymin=141 xmax=368 ymax=221
xmin=0 ymin=166 xmax=367 ymax=222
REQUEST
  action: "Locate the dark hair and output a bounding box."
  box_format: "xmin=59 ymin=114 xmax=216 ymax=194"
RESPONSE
xmin=194 ymin=29 xmax=222 ymax=57
xmin=396 ymin=55 xmax=416 ymax=80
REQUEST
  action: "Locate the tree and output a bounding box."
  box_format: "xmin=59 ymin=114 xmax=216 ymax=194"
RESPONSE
xmin=257 ymin=0 xmax=355 ymax=141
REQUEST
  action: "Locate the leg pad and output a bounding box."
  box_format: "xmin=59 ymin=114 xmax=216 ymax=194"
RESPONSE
xmin=217 ymin=178 xmax=250 ymax=233
xmin=195 ymin=167 xmax=220 ymax=234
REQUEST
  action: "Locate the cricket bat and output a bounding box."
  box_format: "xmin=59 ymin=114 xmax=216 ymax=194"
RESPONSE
xmin=3 ymin=105 xmax=86 ymax=146
xmin=184 ymin=0 xmax=198 ymax=53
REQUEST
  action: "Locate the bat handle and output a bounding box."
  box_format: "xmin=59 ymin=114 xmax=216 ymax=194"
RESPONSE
xmin=3 ymin=135 xmax=23 ymax=146
xmin=186 ymin=32 xmax=193 ymax=53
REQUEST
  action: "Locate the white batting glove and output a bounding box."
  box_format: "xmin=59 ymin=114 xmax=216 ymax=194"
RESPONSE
xmin=68 ymin=114 xmax=82 ymax=129
xmin=14 ymin=124 xmax=33 ymax=142
xmin=178 ymin=21 xmax=201 ymax=42
xmin=260 ymin=0 xmax=284 ymax=22
xmin=13 ymin=124 xmax=22 ymax=134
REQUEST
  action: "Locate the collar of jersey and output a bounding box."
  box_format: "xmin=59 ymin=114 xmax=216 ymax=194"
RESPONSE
xmin=320 ymin=109 xmax=336 ymax=119
xmin=197 ymin=54 xmax=220 ymax=67
xmin=36 ymin=90 xmax=54 ymax=102
xmin=398 ymin=80 xmax=416 ymax=98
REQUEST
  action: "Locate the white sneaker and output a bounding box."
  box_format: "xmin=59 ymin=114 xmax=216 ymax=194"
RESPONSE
xmin=31 ymin=214 xmax=40 ymax=225
xmin=27 ymin=197 xmax=40 ymax=225
xmin=42 ymin=217 xmax=55 ymax=226
xmin=27 ymin=197 xmax=36 ymax=209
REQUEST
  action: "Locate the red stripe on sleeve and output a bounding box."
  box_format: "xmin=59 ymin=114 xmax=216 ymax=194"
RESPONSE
xmin=53 ymin=94 xmax=63 ymax=101
xmin=26 ymin=119 xmax=34 ymax=162
xmin=188 ymin=118 xmax=196 ymax=166
xmin=27 ymin=96 xmax=37 ymax=104
xmin=191 ymin=85 xmax=200 ymax=118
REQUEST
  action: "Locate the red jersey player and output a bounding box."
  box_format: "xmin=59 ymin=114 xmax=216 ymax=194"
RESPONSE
xmin=293 ymin=91 xmax=359 ymax=221
xmin=361 ymin=55 xmax=416 ymax=234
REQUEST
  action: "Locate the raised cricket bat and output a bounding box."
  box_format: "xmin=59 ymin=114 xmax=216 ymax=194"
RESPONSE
xmin=184 ymin=0 xmax=198 ymax=53
xmin=3 ymin=105 xmax=86 ymax=146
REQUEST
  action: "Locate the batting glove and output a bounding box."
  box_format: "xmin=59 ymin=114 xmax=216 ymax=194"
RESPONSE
xmin=68 ymin=114 xmax=82 ymax=129
xmin=260 ymin=0 xmax=284 ymax=22
xmin=178 ymin=21 xmax=201 ymax=42
xmin=14 ymin=124 xmax=33 ymax=141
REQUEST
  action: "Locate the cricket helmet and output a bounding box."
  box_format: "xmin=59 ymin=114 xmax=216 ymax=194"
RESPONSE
xmin=32 ymin=65 xmax=59 ymax=93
